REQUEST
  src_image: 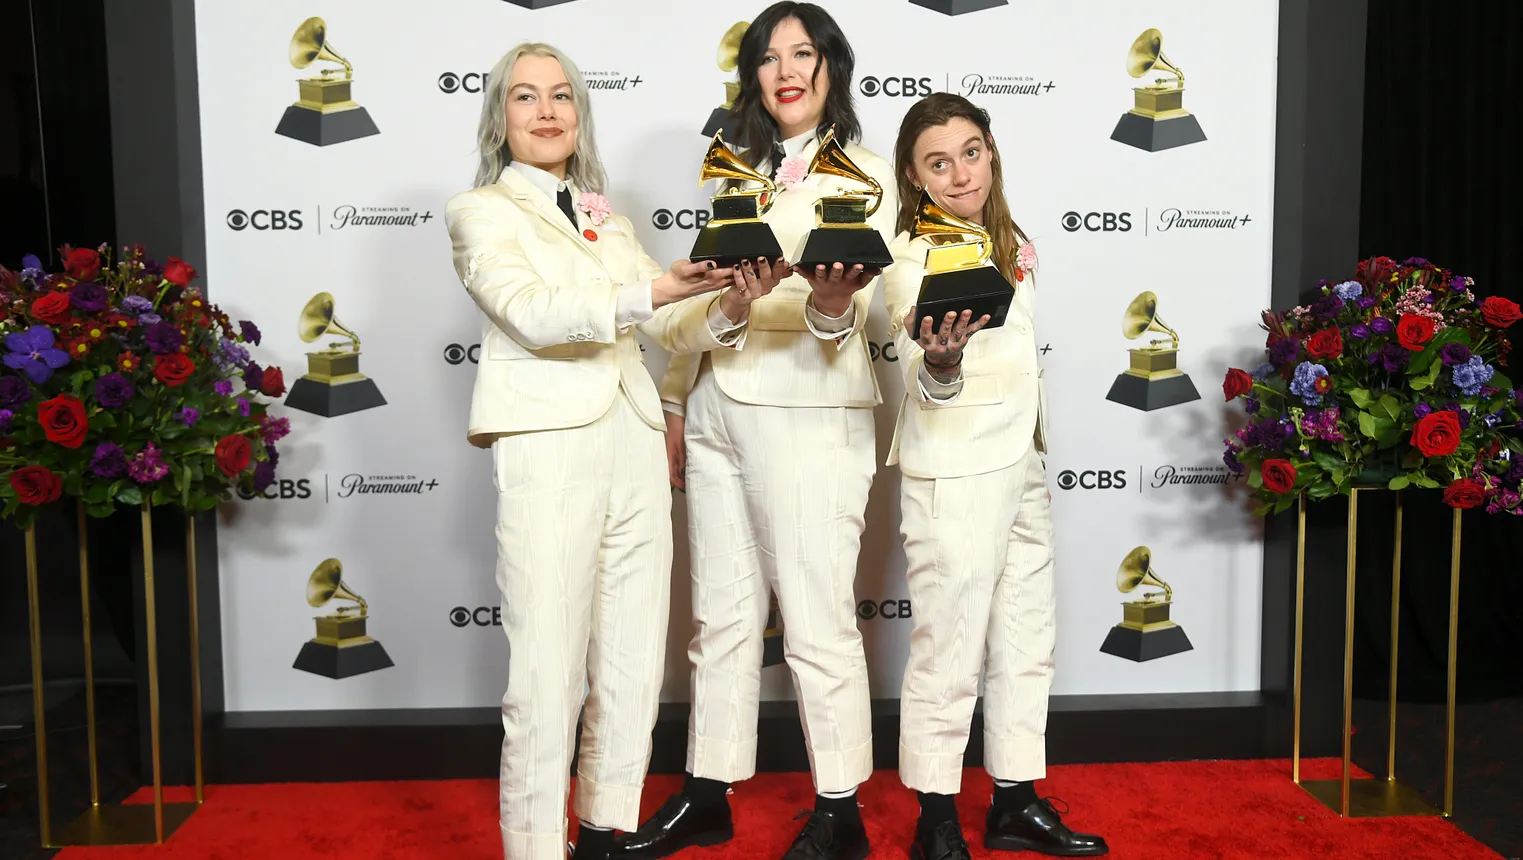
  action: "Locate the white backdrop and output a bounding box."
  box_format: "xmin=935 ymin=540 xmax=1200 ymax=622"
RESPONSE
xmin=199 ymin=0 xmax=1278 ymax=712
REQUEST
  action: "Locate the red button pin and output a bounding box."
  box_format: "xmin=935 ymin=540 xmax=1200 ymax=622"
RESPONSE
xmin=583 ymin=229 xmax=597 ymax=241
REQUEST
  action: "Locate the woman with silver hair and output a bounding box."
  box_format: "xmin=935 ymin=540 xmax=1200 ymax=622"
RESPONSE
xmin=444 ymin=42 xmax=785 ymax=860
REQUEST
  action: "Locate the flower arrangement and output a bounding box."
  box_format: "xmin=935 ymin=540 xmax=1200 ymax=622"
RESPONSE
xmin=0 ymin=244 xmax=287 ymax=528
xmin=1223 ymin=256 xmax=1523 ymax=515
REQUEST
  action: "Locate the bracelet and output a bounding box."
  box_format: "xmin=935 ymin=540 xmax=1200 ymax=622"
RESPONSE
xmin=924 ymin=352 xmax=962 ymax=369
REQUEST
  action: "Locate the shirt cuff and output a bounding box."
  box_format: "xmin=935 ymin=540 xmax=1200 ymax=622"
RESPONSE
xmin=804 ymin=297 xmax=855 ymax=340
xmin=662 ymin=401 xmax=685 ymax=418
xmin=615 ymin=280 xmax=654 ymax=331
xmin=708 ymin=297 xmax=746 ymax=346
xmin=918 ymin=360 xmax=964 ymax=403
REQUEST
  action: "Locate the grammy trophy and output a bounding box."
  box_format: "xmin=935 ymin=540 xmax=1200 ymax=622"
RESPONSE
xmin=1104 ymin=291 xmax=1201 ymax=411
xmin=292 ymin=559 xmax=395 ymax=679
xmin=1111 ymin=28 xmax=1207 ymax=152
xmin=1098 ymin=546 xmax=1193 ymax=662
xmin=906 ymin=190 xmax=1014 ymax=332
xmin=274 ymin=17 xmax=380 ymax=147
xmin=688 ymin=131 xmax=785 ymax=267
xmin=284 ymin=292 xmax=388 ymax=418
xmin=702 ymin=22 xmax=748 ymax=138
xmin=793 ymin=126 xmax=895 ymax=269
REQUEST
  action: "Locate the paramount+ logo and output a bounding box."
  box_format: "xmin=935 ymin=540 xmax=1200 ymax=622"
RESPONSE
xmin=226 ymin=209 xmax=303 ymax=231
xmin=652 ymin=208 xmax=711 ymax=231
xmin=857 ymin=599 xmax=912 ymax=620
xmin=1055 ymin=469 xmax=1130 ymax=491
xmin=1061 ymin=211 xmax=1132 ymax=233
xmin=450 ymin=606 xmax=501 ymax=628
xmin=859 ymin=75 xmax=934 ymax=98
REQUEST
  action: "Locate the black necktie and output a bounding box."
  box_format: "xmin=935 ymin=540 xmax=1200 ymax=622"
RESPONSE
xmin=767 ymin=142 xmax=787 ymax=181
xmin=555 ymin=186 xmax=577 ymax=228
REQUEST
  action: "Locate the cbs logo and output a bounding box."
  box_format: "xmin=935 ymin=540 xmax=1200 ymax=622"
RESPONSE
xmin=1061 ymin=211 xmax=1132 ymax=233
xmin=867 ymin=342 xmax=898 ymax=362
xmin=1055 ymin=469 xmax=1129 ymax=490
xmin=857 ymin=599 xmax=912 ymax=620
xmin=450 ymin=606 xmax=501 ymax=627
xmin=652 ymin=209 xmax=711 ymax=230
xmin=227 ymin=209 xmax=304 ymax=231
xmin=443 ymin=343 xmax=481 ymax=365
xmin=859 ymin=76 xmax=933 ymax=98
xmin=235 ymin=479 xmax=312 ymax=501
xmin=438 ymin=72 xmax=488 ymax=94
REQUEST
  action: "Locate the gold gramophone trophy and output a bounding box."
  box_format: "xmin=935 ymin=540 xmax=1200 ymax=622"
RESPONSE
xmin=1110 ymin=28 xmax=1206 ymax=152
xmin=292 ymin=559 xmax=395 ymax=678
xmin=1104 ymin=291 xmax=1200 ymax=411
xmin=762 ymin=591 xmax=785 ymax=668
xmin=793 ymin=126 xmax=894 ymax=269
xmin=274 ymin=17 xmax=380 ymax=147
xmin=909 ymin=0 xmax=1008 ymax=15
xmin=702 ymin=22 xmax=748 ymax=138
xmin=284 ymin=292 xmax=388 ymax=417
xmin=904 ymin=190 xmax=1014 ymax=334
xmin=1098 ymin=546 xmax=1194 ymax=662
xmin=689 ymin=131 xmax=785 ymax=267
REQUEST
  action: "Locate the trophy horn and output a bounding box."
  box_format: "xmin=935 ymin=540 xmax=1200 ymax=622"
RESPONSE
xmin=910 ymin=191 xmax=992 ymax=266
xmin=699 ymin=131 xmax=778 ymax=209
xmin=717 ymin=21 xmax=747 ymax=72
xmin=289 ymin=17 xmax=354 ymax=79
xmin=1121 ymin=291 xmax=1179 ymax=349
xmin=1125 ymin=28 xmax=1184 ymax=87
xmin=1117 ymin=546 xmax=1172 ymax=600
xmin=298 ymin=292 xmax=361 ymax=351
xmin=306 ymin=558 xmax=368 ymax=616
xmin=805 ymin=126 xmax=883 ymax=217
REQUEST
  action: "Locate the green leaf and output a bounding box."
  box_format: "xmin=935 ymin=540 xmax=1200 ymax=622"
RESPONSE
xmin=1424 ymin=359 xmax=1444 ymax=385
xmin=1248 ymin=465 xmax=1263 ymax=489
xmin=161 ymin=424 xmax=187 ymax=440
xmin=1312 ymin=450 xmax=1347 ymax=474
xmin=1410 ymin=327 xmax=1470 ymax=375
xmin=1308 ymin=482 xmax=1337 ymax=501
xmin=1374 ymin=418 xmax=1402 ymax=448
xmin=1274 ymin=494 xmax=1295 ymax=514
xmin=1402 ymin=447 xmax=1424 ymax=469
xmin=1388 ymin=475 xmax=1411 ymax=490
xmin=1412 ymin=473 xmax=1441 ymax=489
xmin=1358 ymin=410 xmax=1377 ymax=438
xmin=115 ymin=486 xmax=142 ymax=506
xmin=1251 ymin=503 xmax=1273 ymax=517
xmin=1410 ymin=377 xmax=1432 ymax=391
xmin=86 ymin=501 xmax=117 ymax=518
xmin=1491 ymin=371 xmax=1513 ymax=392
xmin=83 ymin=483 xmax=109 ymax=504
xmin=1349 ymin=388 xmax=1375 ymax=409
xmin=1377 ymin=394 xmax=1401 ymax=421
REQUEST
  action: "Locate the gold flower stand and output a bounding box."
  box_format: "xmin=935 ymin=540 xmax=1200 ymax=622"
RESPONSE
xmin=22 ymin=500 xmax=205 ymax=846
xmin=1291 ymin=489 xmax=1459 ymax=818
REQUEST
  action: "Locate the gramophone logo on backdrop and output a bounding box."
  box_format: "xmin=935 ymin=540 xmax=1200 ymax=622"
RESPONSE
xmin=500 ymin=0 xmax=580 ymax=7
xmin=1111 ymin=28 xmax=1206 ymax=152
xmin=1104 ymin=291 xmax=1200 ymax=411
xmin=292 ymin=558 xmax=394 ymax=679
xmin=284 ymin=292 xmax=388 ymax=417
xmin=910 ymin=0 xmax=1008 ymax=15
xmin=1099 ymin=546 xmax=1193 ymax=663
xmin=702 ymin=22 xmax=748 ymax=138
xmin=274 ymin=17 xmax=379 ymax=147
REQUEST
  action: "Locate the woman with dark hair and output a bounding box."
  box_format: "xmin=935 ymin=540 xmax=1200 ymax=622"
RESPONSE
xmin=623 ymin=4 xmax=896 ymax=860
xmin=882 ymin=93 xmax=1107 ymax=859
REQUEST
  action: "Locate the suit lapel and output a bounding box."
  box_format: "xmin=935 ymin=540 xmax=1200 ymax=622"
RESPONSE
xmin=496 ymin=169 xmax=606 ymax=270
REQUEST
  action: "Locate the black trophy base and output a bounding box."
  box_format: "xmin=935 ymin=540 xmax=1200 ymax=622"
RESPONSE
xmin=274 ymin=106 xmax=379 ymax=147
xmin=703 ymin=107 xmax=738 ymax=139
xmin=293 ymin=640 xmax=394 ymax=678
xmin=912 ymin=267 xmax=1015 ymax=333
xmin=1105 ymin=372 xmax=1200 ymax=411
xmin=502 ymin=0 xmax=579 ymax=7
xmin=910 ymin=0 xmax=1008 ymax=14
xmin=285 ymin=377 xmax=388 ymax=417
xmin=1111 ymin=112 xmax=1207 ymax=152
xmin=794 ymin=228 xmax=894 ymax=270
xmin=690 ymin=222 xmax=784 ymax=268
xmin=762 ymin=633 xmax=784 ymax=668
xmin=1099 ymin=625 xmax=1193 ymax=662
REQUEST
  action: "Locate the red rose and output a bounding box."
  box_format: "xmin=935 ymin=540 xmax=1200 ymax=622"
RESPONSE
xmin=1396 ymin=314 xmax=1436 ymax=351
xmin=30 ymin=292 xmax=71 ymax=325
xmin=1222 ymin=368 xmax=1253 ymax=401
xmin=259 ymin=367 xmax=286 ymax=398
xmin=64 ymin=248 xmax=101 ymax=282
xmin=9 ymin=465 xmax=63 ymax=506
xmin=153 ymin=353 xmax=195 ymax=387
xmin=1411 ymin=411 xmax=1462 ymax=457
xmin=1480 ymin=296 xmax=1522 ymax=329
xmin=1441 ymin=479 xmax=1486 ymax=510
xmin=1305 ymin=327 xmax=1343 ymax=360
xmin=1261 ymin=458 xmax=1297 ymax=494
xmin=214 ymin=434 xmax=251 ymax=477
xmin=37 ymin=394 xmax=88 ymax=448
xmin=162 ymin=257 xmax=197 ymax=287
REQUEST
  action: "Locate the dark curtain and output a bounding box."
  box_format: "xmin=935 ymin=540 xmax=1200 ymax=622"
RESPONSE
xmin=1351 ymin=0 xmax=1523 ymax=701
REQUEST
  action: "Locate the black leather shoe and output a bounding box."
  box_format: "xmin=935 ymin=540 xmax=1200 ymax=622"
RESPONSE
xmin=613 ymin=793 xmax=733 ymax=858
xmin=984 ymin=798 xmax=1108 ymax=856
xmin=781 ymin=810 xmax=870 ymax=860
xmin=911 ymin=820 xmax=972 ymax=860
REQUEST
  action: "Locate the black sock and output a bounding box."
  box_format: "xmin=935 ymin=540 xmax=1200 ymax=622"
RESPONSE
xmin=917 ymin=791 xmax=958 ymax=836
xmin=992 ymin=780 xmax=1039 ymax=811
xmin=683 ymin=773 xmax=729 ymax=806
xmin=576 ymin=824 xmax=614 ymax=855
xmin=815 ymin=791 xmax=860 ymax=820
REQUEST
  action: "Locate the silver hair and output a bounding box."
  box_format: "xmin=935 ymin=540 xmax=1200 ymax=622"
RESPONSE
xmin=472 ymin=42 xmax=607 ymax=192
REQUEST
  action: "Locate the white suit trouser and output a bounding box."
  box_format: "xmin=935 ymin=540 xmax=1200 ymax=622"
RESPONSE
xmin=492 ymin=389 xmax=672 ymax=860
xmin=683 ymin=368 xmax=876 ymax=793
xmin=898 ymin=445 xmax=1056 ymax=794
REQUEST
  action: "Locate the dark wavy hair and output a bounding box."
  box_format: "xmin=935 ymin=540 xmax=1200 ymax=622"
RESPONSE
xmin=729 ymin=2 xmax=862 ymax=169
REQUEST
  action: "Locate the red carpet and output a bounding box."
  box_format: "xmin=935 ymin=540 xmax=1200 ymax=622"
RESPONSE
xmin=55 ymin=760 xmax=1498 ymax=859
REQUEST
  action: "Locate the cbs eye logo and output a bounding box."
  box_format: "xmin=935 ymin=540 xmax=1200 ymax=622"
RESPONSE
xmin=438 ymin=72 xmax=488 ymax=94
xmin=857 ymin=599 xmax=912 ymax=620
xmin=859 ymin=76 xmax=934 ymax=98
xmin=652 ymin=209 xmax=711 ymax=230
xmin=1056 ymin=469 xmax=1129 ymax=490
xmin=1061 ymin=211 xmax=1132 ymax=233
xmin=443 ymin=343 xmax=481 ymax=365
xmin=450 ymin=606 xmax=501 ymax=627
xmin=227 ymin=209 xmax=303 ymax=231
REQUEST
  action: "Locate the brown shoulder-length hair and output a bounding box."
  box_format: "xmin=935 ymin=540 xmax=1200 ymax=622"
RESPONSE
xmin=892 ymin=93 xmax=1027 ymax=285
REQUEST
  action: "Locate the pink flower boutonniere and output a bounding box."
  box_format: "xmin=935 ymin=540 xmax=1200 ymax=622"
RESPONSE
xmin=577 ymin=192 xmax=612 ymax=227
xmin=1016 ymin=241 xmax=1038 ymax=274
xmin=775 ymin=155 xmax=809 ymax=190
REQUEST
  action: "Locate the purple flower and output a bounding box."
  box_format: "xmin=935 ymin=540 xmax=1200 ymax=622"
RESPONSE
xmin=1223 ymin=447 xmax=1245 ymax=475
xmin=1404 ymin=256 xmax=1431 ymax=267
xmin=3 ymin=326 xmax=70 ymax=383
xmin=0 ymin=408 xmax=11 ymax=434
xmin=239 ymin=320 xmax=262 ymax=345
xmin=143 ymin=321 xmax=183 ymax=354
xmin=142 ymin=259 xmax=162 ymax=276
xmin=1251 ymin=362 xmax=1274 ymax=380
xmin=1269 ymin=338 xmax=1298 ymax=367
xmin=1414 ymin=403 xmax=1433 ymax=419
xmin=1443 ymin=403 xmax=1472 ymax=430
xmin=1376 ymin=343 xmax=1410 ymax=372
xmin=68 ymin=281 xmax=108 ymax=313
xmin=253 ymin=460 xmax=277 ymax=492
xmin=90 ymin=442 xmax=129 ymax=479
xmin=0 ymin=375 xmax=31 ymax=409
xmin=1350 ymin=323 xmax=1371 ymax=339
xmin=1371 ymin=316 xmax=1395 ymax=335
xmin=1357 ymin=296 xmax=1378 ymax=311
xmin=93 ymin=372 xmax=134 ymax=408
xmin=237 ymin=397 xmax=250 ymax=417
xmin=1483 ymin=412 xmax=1502 ymax=429
xmin=265 ymin=444 xmax=279 ymax=468
xmin=1245 ymin=397 xmax=1261 ymax=414
xmin=216 ymin=339 xmax=250 ymax=369
xmin=21 ymin=253 xmax=42 ymax=271
xmin=127 ymin=443 xmax=169 ymax=483
xmin=1510 ymin=459 xmax=1523 ymax=482
xmin=1258 ymin=418 xmax=1290 ymax=451
xmin=179 ymin=407 xmax=200 ymax=426
xmin=1290 ymin=361 xmax=1329 ymax=406
xmin=1332 ymin=281 xmax=1363 ymax=301
xmin=1452 ymin=356 xmax=1495 ymax=396
xmin=260 ymin=416 xmax=290 ymax=444
xmin=1311 ymin=294 xmax=1344 ymax=320
xmin=214 ymin=380 xmax=234 ymax=397
xmin=138 ymin=312 xmax=162 ymax=325
xmin=242 ymin=362 xmax=263 ymax=391
xmin=1440 ymin=343 xmax=1472 ymax=366
xmin=120 ymin=295 xmax=153 ymax=317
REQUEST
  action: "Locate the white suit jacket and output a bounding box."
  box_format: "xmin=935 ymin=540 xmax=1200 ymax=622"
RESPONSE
xmin=445 ymin=168 xmax=666 ymax=448
xmin=882 ymin=231 xmax=1050 ymax=479
xmin=645 ymin=135 xmax=898 ymax=409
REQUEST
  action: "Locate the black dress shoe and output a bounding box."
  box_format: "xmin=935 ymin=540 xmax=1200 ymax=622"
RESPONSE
xmin=984 ymin=798 xmax=1108 ymax=856
xmin=911 ymin=820 xmax=972 ymax=860
xmin=613 ymin=793 xmax=733 ymax=858
xmin=781 ymin=810 xmax=870 ymax=860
